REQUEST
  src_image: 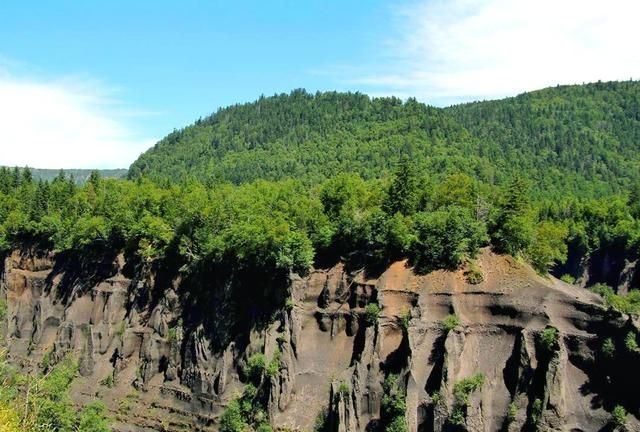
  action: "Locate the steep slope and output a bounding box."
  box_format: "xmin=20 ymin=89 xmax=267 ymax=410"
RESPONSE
xmin=2 ymin=247 xmax=638 ymax=431
xmin=130 ymin=81 xmax=640 ymax=197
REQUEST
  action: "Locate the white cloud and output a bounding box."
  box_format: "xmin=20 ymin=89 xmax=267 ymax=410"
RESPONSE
xmin=0 ymin=67 xmax=156 ymax=169
xmin=351 ymin=0 xmax=640 ymax=104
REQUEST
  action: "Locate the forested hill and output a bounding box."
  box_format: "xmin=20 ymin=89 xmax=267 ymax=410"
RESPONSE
xmin=129 ymin=81 xmax=640 ymax=198
xmin=446 ymin=80 xmax=640 ymax=197
xmin=129 ymin=90 xmax=482 ymax=186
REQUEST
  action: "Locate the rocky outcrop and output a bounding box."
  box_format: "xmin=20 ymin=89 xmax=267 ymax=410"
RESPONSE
xmin=1 ymin=247 xmax=638 ymax=431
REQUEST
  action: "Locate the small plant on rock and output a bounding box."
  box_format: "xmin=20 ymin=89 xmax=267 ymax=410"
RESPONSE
xmin=507 ymin=402 xmax=517 ymax=423
xmin=612 ymin=405 xmax=627 ymax=427
xmin=531 ymin=398 xmax=543 ymax=425
xmin=601 ymin=337 xmax=615 ymax=359
xmin=464 ymin=262 xmax=484 ymax=285
xmin=560 ymin=274 xmax=575 ymax=284
xmin=624 ymin=332 xmax=639 ymax=353
xmin=449 ymin=373 xmax=485 ymax=426
xmin=100 ymin=373 xmax=114 ymax=388
xmin=245 ymin=353 xmax=266 ymax=382
xmin=399 ymin=309 xmax=411 ymax=331
xmin=364 ymin=303 xmax=380 ymax=327
xmin=538 ymin=327 xmax=559 ymax=353
xmin=442 ymin=314 xmax=460 ymax=333
xmin=337 ymin=381 xmax=350 ymax=397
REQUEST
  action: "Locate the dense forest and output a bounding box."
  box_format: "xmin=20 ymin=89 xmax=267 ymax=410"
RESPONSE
xmin=130 ymin=81 xmax=640 ymax=199
xmin=1 ymin=161 xmax=639 ymax=301
xmin=5 ymin=167 xmax=128 ymax=184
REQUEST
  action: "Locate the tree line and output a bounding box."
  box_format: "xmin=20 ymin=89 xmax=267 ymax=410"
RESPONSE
xmin=2 ymin=163 xmax=639 ymax=278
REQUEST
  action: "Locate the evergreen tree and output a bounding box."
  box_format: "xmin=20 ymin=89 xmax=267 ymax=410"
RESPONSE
xmin=384 ymin=157 xmax=420 ymax=216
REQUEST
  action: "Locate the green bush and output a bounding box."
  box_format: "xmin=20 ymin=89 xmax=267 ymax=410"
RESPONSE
xmin=538 ymin=327 xmax=559 ymax=353
xmin=464 ymin=263 xmax=484 ymax=284
xmin=0 ymin=298 xmax=7 ymax=322
xmin=337 ymin=381 xmax=350 ymax=397
xmin=624 ymin=332 xmax=639 ymax=353
xmin=385 ymin=415 xmax=408 ymax=432
xmin=442 ymin=314 xmax=460 ymax=333
xmin=314 ymin=408 xmax=329 ymax=432
xmin=245 ymin=353 xmax=266 ymax=382
xmin=560 ymin=274 xmax=576 ymax=284
xmin=265 ymin=350 xmax=282 ymax=378
xmin=601 ymin=338 xmax=616 ymax=359
xmin=411 ymin=207 xmax=487 ymax=273
xmin=399 ymin=310 xmax=411 ymax=331
xmin=364 ymin=303 xmax=380 ymax=327
xmin=99 ymin=374 xmax=114 ymax=388
xmin=381 ymin=375 xmax=407 ymax=432
xmin=507 ymin=402 xmax=517 ymax=423
xmin=591 ymin=284 xmax=640 ymax=315
xmin=453 ymin=373 xmax=485 ymax=405
xmin=78 ymin=401 xmax=111 ymax=432
xmin=612 ymin=405 xmax=627 ymax=427
xmin=531 ymin=398 xmax=543 ymax=425
xmin=219 ymin=400 xmax=247 ymax=432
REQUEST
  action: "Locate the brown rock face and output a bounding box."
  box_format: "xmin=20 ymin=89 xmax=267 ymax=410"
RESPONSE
xmin=0 ymin=247 xmax=638 ymax=431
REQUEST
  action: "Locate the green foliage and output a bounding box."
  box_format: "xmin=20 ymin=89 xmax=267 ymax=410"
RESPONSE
xmin=219 ymin=399 xmax=247 ymax=432
xmin=220 ymin=383 xmax=274 ymax=432
xmin=531 ymin=398 xmax=543 ymax=425
xmin=364 ymin=303 xmax=381 ymax=327
xmin=507 ymin=402 xmax=517 ymax=423
xmin=314 ymin=408 xmax=329 ymax=432
xmin=449 ymin=406 xmax=466 ymax=426
xmin=245 ymin=353 xmax=267 ymax=383
xmin=399 ymin=310 xmax=411 ymax=331
xmin=592 ymin=284 xmax=640 ymax=315
xmin=0 ymin=355 xmax=110 ymax=432
xmin=385 ymin=415 xmax=408 ymax=432
xmin=560 ymin=274 xmax=576 ymax=284
xmin=453 ymin=373 xmax=485 ymax=406
xmin=381 ymin=375 xmax=407 ymax=432
xmin=411 ymin=206 xmax=487 ymax=272
xmin=538 ymin=327 xmax=560 ymax=353
xmin=384 ymin=157 xmax=420 ymax=216
xmin=490 ymin=177 xmax=534 ymax=256
xmin=449 ymin=373 xmax=485 ymax=426
xmin=100 ymin=374 xmax=114 ymax=388
xmin=442 ymin=314 xmax=461 ymax=333
xmin=601 ymin=338 xmax=616 ymax=359
xmin=624 ymin=332 xmax=639 ymax=353
xmin=78 ymin=401 xmax=111 ymax=432
xmin=612 ymin=405 xmax=627 ymax=427
xmin=130 ymin=83 xmax=640 ymax=202
xmin=0 ymin=299 xmax=7 ymax=322
xmin=337 ymin=381 xmax=350 ymax=397
xmin=527 ymin=221 xmax=568 ymax=273
xmin=265 ymin=350 xmax=282 ymax=378
xmin=464 ymin=262 xmax=484 ymax=284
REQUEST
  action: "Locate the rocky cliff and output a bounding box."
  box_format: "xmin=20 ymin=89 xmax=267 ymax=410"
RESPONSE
xmin=1 ymin=247 xmax=639 ymax=431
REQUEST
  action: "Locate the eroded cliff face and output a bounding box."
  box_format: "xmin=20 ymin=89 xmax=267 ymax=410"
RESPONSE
xmin=1 ymin=247 xmax=638 ymax=431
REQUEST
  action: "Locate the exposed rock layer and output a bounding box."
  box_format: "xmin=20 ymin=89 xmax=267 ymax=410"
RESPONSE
xmin=1 ymin=247 xmax=638 ymax=431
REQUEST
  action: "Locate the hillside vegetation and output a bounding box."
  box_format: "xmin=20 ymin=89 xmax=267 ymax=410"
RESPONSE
xmin=130 ymin=81 xmax=640 ymax=198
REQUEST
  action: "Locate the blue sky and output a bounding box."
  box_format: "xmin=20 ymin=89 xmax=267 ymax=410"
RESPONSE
xmin=1 ymin=0 xmax=638 ymax=168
